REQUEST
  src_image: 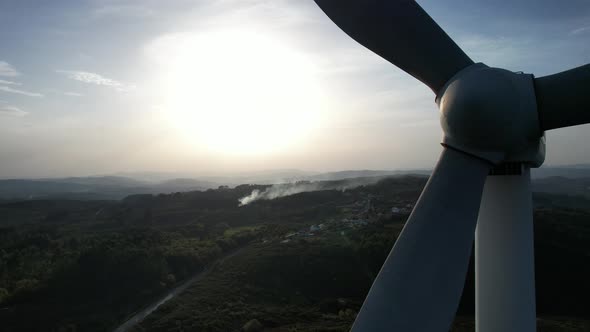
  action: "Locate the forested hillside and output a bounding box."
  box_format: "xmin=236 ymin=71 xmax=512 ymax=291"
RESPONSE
xmin=0 ymin=176 xmax=588 ymax=331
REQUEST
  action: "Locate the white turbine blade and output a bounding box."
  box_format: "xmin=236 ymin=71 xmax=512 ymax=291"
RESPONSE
xmin=352 ymin=147 xmax=491 ymax=332
xmin=534 ymin=63 xmax=590 ymax=131
xmin=313 ymin=0 xmax=474 ymax=95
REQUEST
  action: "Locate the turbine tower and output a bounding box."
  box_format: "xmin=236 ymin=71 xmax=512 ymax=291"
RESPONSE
xmin=312 ymin=1 xmax=590 ymax=331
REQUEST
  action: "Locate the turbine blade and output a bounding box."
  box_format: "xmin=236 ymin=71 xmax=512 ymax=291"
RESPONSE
xmin=535 ymin=64 xmax=590 ymax=131
xmin=314 ymin=0 xmax=474 ymax=95
xmin=352 ymin=147 xmax=491 ymax=332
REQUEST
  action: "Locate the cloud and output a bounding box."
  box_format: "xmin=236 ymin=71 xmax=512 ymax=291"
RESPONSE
xmin=0 ymin=105 xmax=28 ymax=117
xmin=64 ymin=91 xmax=83 ymax=97
xmin=93 ymin=4 xmax=155 ymax=18
xmin=570 ymin=26 xmax=590 ymax=35
xmin=44 ymin=88 xmax=84 ymax=97
xmin=0 ymin=61 xmax=19 ymax=77
xmin=0 ymin=79 xmax=21 ymax=85
xmin=56 ymin=70 xmax=135 ymax=92
xmin=0 ymin=86 xmax=43 ymax=97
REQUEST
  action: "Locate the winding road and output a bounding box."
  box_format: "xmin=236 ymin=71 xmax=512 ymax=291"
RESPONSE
xmin=112 ymin=248 xmax=246 ymax=332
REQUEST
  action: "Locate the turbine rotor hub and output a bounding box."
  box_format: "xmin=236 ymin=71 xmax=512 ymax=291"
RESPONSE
xmin=437 ymin=63 xmax=545 ymax=167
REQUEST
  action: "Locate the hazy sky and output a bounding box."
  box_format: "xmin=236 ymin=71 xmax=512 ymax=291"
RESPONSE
xmin=0 ymin=0 xmax=589 ymax=178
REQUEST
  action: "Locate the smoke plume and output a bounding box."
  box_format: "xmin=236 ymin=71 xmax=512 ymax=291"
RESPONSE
xmin=238 ymin=177 xmax=386 ymax=206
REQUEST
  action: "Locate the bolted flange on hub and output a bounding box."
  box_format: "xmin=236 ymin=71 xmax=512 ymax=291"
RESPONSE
xmin=436 ymin=63 xmax=545 ymax=167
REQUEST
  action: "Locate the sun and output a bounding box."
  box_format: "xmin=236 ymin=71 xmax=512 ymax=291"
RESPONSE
xmin=149 ymin=29 xmax=324 ymax=156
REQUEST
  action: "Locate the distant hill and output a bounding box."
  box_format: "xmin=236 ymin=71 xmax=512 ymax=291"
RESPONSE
xmin=58 ymin=176 xmax=145 ymax=187
xmin=304 ymin=169 xmax=430 ymax=181
xmin=532 ymin=176 xmax=590 ymax=198
xmin=152 ymin=178 xmax=219 ymax=192
xmin=2 ymin=165 xmax=590 ymax=201
xmin=0 ymin=176 xmax=212 ymax=201
xmin=115 ymin=165 xmax=590 ymax=183
xmin=114 ymin=169 xmax=318 ymax=185
xmin=532 ymin=165 xmax=590 ymax=179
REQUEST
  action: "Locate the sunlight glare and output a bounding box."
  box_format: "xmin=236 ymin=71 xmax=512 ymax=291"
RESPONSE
xmin=150 ymin=30 xmax=324 ymax=156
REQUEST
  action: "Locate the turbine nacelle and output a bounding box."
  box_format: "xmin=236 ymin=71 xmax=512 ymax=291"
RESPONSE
xmin=437 ymin=63 xmax=545 ymax=167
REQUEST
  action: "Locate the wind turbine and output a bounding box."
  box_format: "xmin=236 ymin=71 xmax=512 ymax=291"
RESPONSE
xmin=312 ymin=1 xmax=590 ymax=331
